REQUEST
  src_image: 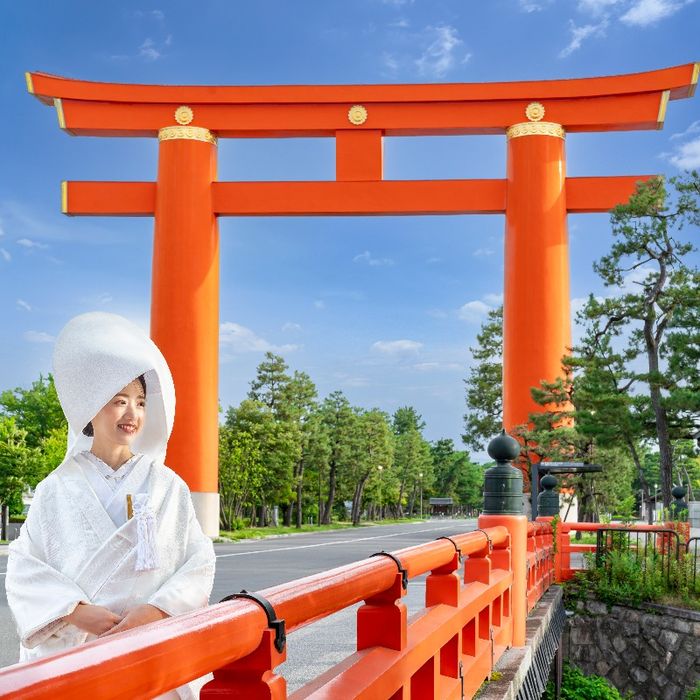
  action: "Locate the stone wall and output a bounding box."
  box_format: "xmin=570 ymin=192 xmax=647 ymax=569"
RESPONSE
xmin=566 ymin=597 xmax=700 ymax=700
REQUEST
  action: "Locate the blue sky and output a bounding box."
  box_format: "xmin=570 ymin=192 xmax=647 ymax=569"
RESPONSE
xmin=1 ymin=0 xmax=698 ymax=456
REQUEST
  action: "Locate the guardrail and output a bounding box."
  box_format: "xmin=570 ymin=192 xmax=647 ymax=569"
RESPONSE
xmin=555 ymin=521 xmax=690 ymax=582
xmin=687 ymin=537 xmax=700 ymax=590
xmin=0 ymin=517 xmax=557 ymax=700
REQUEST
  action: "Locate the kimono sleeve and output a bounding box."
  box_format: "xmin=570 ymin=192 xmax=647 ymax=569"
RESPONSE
xmin=5 ymin=481 xmax=91 ymax=649
xmin=147 ymin=486 xmax=215 ymax=617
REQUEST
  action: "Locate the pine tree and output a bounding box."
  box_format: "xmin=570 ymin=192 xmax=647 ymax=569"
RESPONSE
xmin=581 ymin=174 xmax=700 ymax=507
xmin=463 ymin=306 xmax=503 ymax=451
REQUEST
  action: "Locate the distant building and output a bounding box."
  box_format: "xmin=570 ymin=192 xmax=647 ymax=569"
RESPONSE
xmin=429 ymin=497 xmax=454 ymax=517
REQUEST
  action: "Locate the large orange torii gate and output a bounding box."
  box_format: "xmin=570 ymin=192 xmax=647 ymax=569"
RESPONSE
xmin=27 ymin=63 xmax=698 ymax=536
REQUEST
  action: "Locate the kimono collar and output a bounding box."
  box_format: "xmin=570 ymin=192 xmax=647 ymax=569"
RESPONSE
xmin=80 ymin=450 xmax=143 ymax=482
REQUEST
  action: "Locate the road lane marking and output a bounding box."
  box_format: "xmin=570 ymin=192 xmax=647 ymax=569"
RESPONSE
xmin=215 ymin=524 xmax=475 ymax=559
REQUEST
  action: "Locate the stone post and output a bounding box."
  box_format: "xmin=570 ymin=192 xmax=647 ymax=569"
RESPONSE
xmin=538 ymin=473 xmax=560 ymax=518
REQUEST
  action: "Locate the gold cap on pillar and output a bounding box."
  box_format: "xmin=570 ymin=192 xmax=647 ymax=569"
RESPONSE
xmin=158 ymin=125 xmax=217 ymax=145
xmin=507 ymin=101 xmax=565 ymax=139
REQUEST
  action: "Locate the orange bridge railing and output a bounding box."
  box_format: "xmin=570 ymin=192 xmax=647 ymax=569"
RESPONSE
xmin=0 ymin=517 xmax=556 ymax=700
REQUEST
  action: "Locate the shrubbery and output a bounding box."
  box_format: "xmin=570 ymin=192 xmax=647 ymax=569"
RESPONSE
xmin=564 ymin=539 xmax=700 ymax=610
xmin=544 ymin=663 xmax=625 ymax=700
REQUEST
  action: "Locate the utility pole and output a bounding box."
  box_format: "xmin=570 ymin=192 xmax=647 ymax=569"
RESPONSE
xmin=419 ymin=472 xmax=423 ymax=519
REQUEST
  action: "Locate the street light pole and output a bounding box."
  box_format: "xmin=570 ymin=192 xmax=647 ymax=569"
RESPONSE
xmin=377 ymin=465 xmax=383 ymax=520
xmin=419 ymin=472 xmax=423 ymax=519
xmin=318 ymin=465 xmax=322 ymax=526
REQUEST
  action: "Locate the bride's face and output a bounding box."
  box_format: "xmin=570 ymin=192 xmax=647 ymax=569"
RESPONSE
xmin=91 ymin=379 xmax=146 ymax=447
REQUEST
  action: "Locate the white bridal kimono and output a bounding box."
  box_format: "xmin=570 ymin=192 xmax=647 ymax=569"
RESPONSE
xmin=5 ymin=312 xmax=216 ymax=700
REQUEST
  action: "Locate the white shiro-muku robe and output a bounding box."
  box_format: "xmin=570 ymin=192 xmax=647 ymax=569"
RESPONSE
xmin=4 ymin=312 xmax=216 ymax=700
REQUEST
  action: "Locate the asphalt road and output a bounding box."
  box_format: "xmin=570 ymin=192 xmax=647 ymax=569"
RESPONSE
xmin=0 ymin=518 xmax=477 ymax=691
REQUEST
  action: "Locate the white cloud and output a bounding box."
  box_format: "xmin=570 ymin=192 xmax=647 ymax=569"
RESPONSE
xmin=139 ymin=38 xmax=161 ymax=60
xmin=571 ymin=296 xmax=605 ymax=316
xmin=282 ymin=322 xmax=302 ymax=332
xmin=353 ymin=250 xmax=395 ymax=267
xmin=80 ymin=292 xmax=113 ymax=305
xmin=559 ymin=18 xmax=609 ymax=57
xmin=427 ymin=308 xmax=448 ymax=319
xmin=458 ymin=300 xmax=491 ymax=323
xmin=16 ymin=238 xmax=48 ymax=249
xmin=620 ymin=0 xmax=692 ymax=25
xmin=16 ymin=299 xmax=31 ymax=312
xmin=219 ymin=322 xmax=299 ymax=354
xmin=666 ymin=137 xmax=700 ymax=170
xmin=24 ymin=330 xmax=54 ymax=343
xmin=473 ymin=247 xmax=495 ymax=257
xmin=413 ymin=361 xmax=463 ymax=372
xmin=670 ymin=120 xmax=700 ymax=140
xmin=415 ymin=25 xmax=468 ymax=78
xmin=618 ymin=265 xmax=656 ymax=294
xmin=382 ymin=52 xmax=400 ymax=74
xmin=314 ymin=300 xmax=326 ymax=310
xmin=0 ymin=248 xmax=10 ymax=262
xmin=372 ymin=339 xmax=423 ymax=354
xmin=382 ymin=0 xmax=413 ymax=5
xmin=483 ymin=293 xmax=504 ymax=306
xmin=413 ymin=362 xmax=440 ymax=371
xmin=341 ymin=376 xmax=371 ymax=388
xmin=518 ymin=0 xmax=554 ymax=10
xmin=133 ymin=9 xmax=165 ymax=20
xmin=426 ymin=257 xmax=441 ymax=264
xmin=577 ymin=0 xmax=622 ymax=14
xmin=389 ymin=18 xmax=410 ymax=28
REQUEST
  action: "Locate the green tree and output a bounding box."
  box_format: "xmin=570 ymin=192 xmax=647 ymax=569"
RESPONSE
xmin=318 ymin=391 xmax=356 ymax=524
xmin=581 ymin=174 xmax=700 ymax=507
xmin=246 ymin=354 xmax=319 ymax=526
xmin=454 ymin=455 xmax=485 ymax=515
xmin=283 ymin=371 xmax=318 ymax=526
xmin=224 ymin=399 xmax=300 ymax=526
xmin=31 ymin=427 xmax=68 ymax=486
xmin=248 ymin=352 xmax=291 ymax=416
xmin=393 ymin=428 xmax=433 ymax=517
xmin=348 ymin=409 xmax=394 ymax=525
xmin=432 ymin=438 xmax=485 ymax=515
xmin=567 ymin=331 xmax=652 ymax=517
xmin=297 ymin=413 xmax=331 ymax=525
xmin=392 ymin=406 xmax=426 ymax=435
xmin=0 ymin=417 xmax=31 ymax=530
xmin=218 ymin=426 xmax=263 ymax=530
xmin=431 ymin=439 xmax=461 ymax=497
xmin=0 ymin=374 xmax=66 ymax=449
xmin=463 ymin=306 xmax=503 ymax=452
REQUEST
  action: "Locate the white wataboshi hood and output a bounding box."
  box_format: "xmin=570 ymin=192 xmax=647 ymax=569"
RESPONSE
xmin=52 ymin=312 xmax=176 ymax=466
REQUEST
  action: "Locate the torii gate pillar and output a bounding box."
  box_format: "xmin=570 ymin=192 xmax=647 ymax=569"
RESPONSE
xmin=504 ymin=120 xmax=570 ymax=432
xmin=151 ymin=126 xmax=220 ymax=534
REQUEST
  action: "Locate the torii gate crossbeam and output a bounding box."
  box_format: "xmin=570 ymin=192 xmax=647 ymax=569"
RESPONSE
xmin=27 ymin=63 xmax=698 ymax=535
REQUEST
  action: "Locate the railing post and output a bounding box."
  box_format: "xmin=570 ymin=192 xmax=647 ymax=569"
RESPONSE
xmin=478 ymin=431 xmax=528 ymax=646
xmin=200 ymin=629 xmax=286 ymax=699
xmin=426 ymin=546 xmax=460 ymax=607
xmin=555 ymin=521 xmax=569 ymax=582
xmin=357 ymin=571 xmax=407 ymax=652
